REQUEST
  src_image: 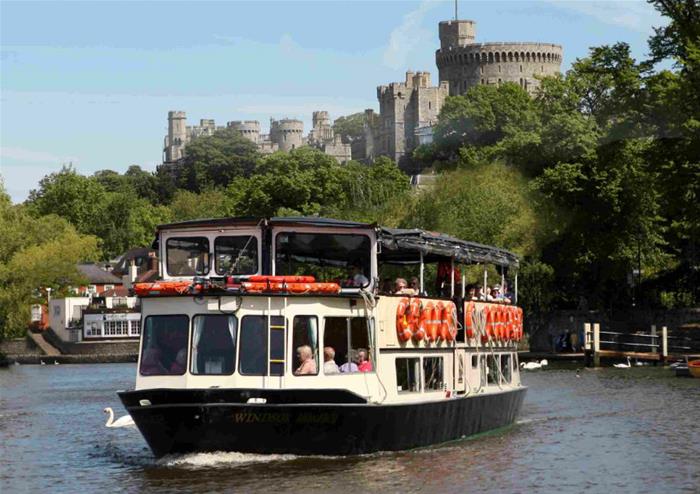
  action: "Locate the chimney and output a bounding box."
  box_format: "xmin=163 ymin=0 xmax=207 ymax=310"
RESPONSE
xmin=129 ymin=260 xmax=138 ymax=283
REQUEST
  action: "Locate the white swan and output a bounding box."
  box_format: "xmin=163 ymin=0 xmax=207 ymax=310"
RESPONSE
xmin=539 ymin=359 xmax=548 ymax=367
xmin=613 ymin=357 xmax=632 ymax=369
xmin=103 ymin=407 xmax=135 ymax=428
xmin=520 ymin=361 xmax=543 ymax=370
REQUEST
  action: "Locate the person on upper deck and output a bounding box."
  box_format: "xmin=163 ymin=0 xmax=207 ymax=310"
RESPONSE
xmin=349 ymin=262 xmax=369 ymax=287
xmin=466 ymin=284 xmax=479 ymax=301
xmin=490 ymin=284 xmax=511 ymax=304
xmin=409 ymin=277 xmax=426 ymax=296
xmin=323 ymin=346 xmax=339 ymax=374
xmin=394 ymin=278 xmax=417 ymax=295
xmin=294 ymin=345 xmax=317 ymax=375
xmin=380 ymin=278 xmax=393 ymax=294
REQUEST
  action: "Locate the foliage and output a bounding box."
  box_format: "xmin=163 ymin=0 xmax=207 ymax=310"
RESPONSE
xmin=403 ymin=163 xmax=543 ymax=259
xmin=332 ymin=112 xmax=366 ymax=143
xmin=171 ymin=128 xmax=260 ymax=192
xmin=0 ymin=183 xmax=100 ymax=338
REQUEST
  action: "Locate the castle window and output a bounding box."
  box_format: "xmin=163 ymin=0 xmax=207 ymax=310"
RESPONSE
xmin=541 ymin=65 xmax=544 ymax=72
xmin=428 ymin=101 xmax=431 ymax=110
xmin=481 ymin=78 xmax=484 ymax=84
xmin=480 ymin=66 xmax=483 ymax=75
xmin=498 ymin=65 xmax=501 ymax=73
xmin=498 ymin=78 xmax=502 ymax=85
xmin=520 ymin=65 xmax=523 ymax=72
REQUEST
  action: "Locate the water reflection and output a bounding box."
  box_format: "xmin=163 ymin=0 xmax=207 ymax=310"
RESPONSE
xmin=1 ymin=364 xmax=699 ymax=493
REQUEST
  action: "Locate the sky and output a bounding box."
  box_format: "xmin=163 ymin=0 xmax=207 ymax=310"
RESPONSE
xmin=0 ymin=0 xmax=667 ymax=203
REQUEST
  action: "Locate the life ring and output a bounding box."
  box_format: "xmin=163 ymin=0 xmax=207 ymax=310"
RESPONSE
xmin=465 ymin=301 xmax=475 ymax=339
xmin=444 ymin=301 xmax=458 ymax=341
xmin=484 ymin=306 xmax=495 ymax=343
xmin=395 ymin=298 xmax=412 ymax=342
xmin=517 ymin=307 xmax=524 ymax=341
xmin=409 ymin=298 xmax=423 ymax=341
xmin=421 ymin=301 xmax=437 ymax=342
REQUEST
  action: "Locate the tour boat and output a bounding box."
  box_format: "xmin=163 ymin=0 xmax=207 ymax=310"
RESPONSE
xmin=118 ymin=217 xmax=526 ymax=457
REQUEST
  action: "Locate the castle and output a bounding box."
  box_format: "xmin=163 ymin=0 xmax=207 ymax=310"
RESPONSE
xmin=163 ymin=18 xmax=562 ymax=167
xmin=163 ymin=111 xmax=351 ymax=164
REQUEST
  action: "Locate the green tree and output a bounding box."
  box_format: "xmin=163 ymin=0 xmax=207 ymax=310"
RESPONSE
xmin=27 ymin=165 xmax=107 ymax=234
xmin=0 ymin=182 xmax=101 ymax=338
xmin=176 ymin=128 xmax=261 ymax=192
xmin=333 ymin=112 xmax=366 ymax=143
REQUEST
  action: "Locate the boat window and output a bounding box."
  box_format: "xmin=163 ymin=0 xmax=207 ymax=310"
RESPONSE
xmin=396 ymin=358 xmax=421 ymax=393
xmin=166 ymin=237 xmax=210 ymax=276
xmin=139 ymin=315 xmax=189 ymax=376
xmin=292 ymin=316 xmax=318 ymax=376
xmin=275 ymin=232 xmax=371 ymax=288
xmin=471 ymin=355 xmax=478 ymax=368
xmin=487 ymin=355 xmax=499 ymax=384
xmin=323 ymin=316 xmax=374 ymax=374
xmin=190 ymin=315 xmax=237 ymax=375
xmin=500 ymin=354 xmax=512 ymax=383
xmin=214 ymin=235 xmax=258 ymax=275
xmin=423 ymin=357 xmax=444 ymax=391
xmin=239 ymin=316 xmax=285 ymax=376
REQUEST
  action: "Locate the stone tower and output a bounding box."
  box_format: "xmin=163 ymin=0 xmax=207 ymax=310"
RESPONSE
xmin=164 ymin=111 xmax=187 ymax=162
xmin=436 ymin=20 xmax=562 ymax=95
xmin=227 ymin=120 xmax=261 ymax=144
xmin=270 ymin=118 xmax=304 ymax=152
xmin=375 ymin=71 xmax=449 ymax=164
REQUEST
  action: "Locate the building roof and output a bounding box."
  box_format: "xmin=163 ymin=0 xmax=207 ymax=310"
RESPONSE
xmin=77 ymin=264 xmax=122 ymax=284
xmin=111 ymin=247 xmax=157 ymax=276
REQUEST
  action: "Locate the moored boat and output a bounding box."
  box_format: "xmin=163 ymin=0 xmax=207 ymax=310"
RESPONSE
xmin=118 ymin=217 xmax=526 ymax=457
xmin=689 ymin=360 xmax=700 ymax=378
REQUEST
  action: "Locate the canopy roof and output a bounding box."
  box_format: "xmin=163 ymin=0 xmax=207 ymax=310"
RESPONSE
xmin=378 ymin=228 xmax=519 ymax=268
xmin=155 ymin=217 xmax=519 ymax=268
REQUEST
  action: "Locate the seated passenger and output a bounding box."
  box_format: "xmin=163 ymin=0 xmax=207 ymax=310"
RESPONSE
xmin=140 ymin=348 xmax=167 ymax=375
xmin=466 ymin=284 xmax=479 ymax=301
xmin=294 ymin=345 xmax=317 ymax=375
xmin=491 ymin=284 xmax=511 ymax=304
xmin=170 ymin=348 xmax=187 ymax=374
xmin=380 ymin=278 xmax=393 ymax=294
xmin=323 ymin=346 xmax=340 ymax=374
xmin=340 ymin=350 xmax=359 ymax=373
xmin=356 ymin=348 xmax=373 ymax=372
xmin=349 ymin=262 xmax=369 ymax=287
xmin=409 ymin=277 xmax=426 ymax=296
xmin=394 ymin=278 xmax=417 ymax=295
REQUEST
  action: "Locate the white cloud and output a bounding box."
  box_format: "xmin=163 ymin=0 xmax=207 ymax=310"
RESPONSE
xmin=548 ymin=0 xmax=665 ymax=34
xmin=383 ymin=1 xmax=439 ymax=70
xmin=0 ymin=146 xmax=78 ymax=165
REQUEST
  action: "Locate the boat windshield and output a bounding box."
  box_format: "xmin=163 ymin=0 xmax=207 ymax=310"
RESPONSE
xmin=166 ymin=237 xmax=209 ymax=276
xmin=274 ymin=232 xmax=371 ymax=288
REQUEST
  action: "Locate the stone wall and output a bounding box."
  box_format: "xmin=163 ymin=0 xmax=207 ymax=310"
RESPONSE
xmin=0 ymin=338 xmax=40 ymax=355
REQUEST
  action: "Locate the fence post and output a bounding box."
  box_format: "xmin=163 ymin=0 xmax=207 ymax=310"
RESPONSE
xmin=584 ymin=323 xmax=592 ymax=367
xmin=661 ymin=326 xmax=668 ymax=363
xmin=593 ymin=323 xmax=601 ymax=367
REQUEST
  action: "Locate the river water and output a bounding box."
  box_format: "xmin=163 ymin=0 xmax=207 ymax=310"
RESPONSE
xmin=1 ymin=363 xmax=698 ymax=493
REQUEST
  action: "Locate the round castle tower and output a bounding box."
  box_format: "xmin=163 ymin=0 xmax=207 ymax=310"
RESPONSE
xmin=436 ymin=20 xmax=562 ymax=95
xmin=270 ymin=118 xmax=304 ymax=152
xmin=227 ymin=120 xmax=261 ymax=144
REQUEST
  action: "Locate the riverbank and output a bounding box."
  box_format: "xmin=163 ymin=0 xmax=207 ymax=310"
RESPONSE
xmin=0 ymin=333 xmax=138 ymax=366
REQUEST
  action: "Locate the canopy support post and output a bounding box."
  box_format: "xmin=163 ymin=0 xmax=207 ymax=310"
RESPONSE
xmin=501 ymin=267 xmax=505 ymax=297
xmin=461 ymin=268 xmax=466 ymax=298
xmin=419 ymin=252 xmax=424 ymax=295
xmin=450 ymin=258 xmax=455 ymax=298
xmin=483 ymin=266 xmax=488 ymax=301
xmin=514 ymin=272 xmax=518 ymax=304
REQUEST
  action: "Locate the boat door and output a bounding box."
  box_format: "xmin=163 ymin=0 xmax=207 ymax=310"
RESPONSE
xmin=454 ymin=349 xmax=467 ymax=394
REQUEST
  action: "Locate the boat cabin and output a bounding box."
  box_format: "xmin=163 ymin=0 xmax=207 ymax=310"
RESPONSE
xmin=135 ymin=217 xmax=523 ymax=404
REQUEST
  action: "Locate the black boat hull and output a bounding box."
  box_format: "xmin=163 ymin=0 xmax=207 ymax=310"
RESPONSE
xmin=118 ymin=387 xmax=527 ymax=457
